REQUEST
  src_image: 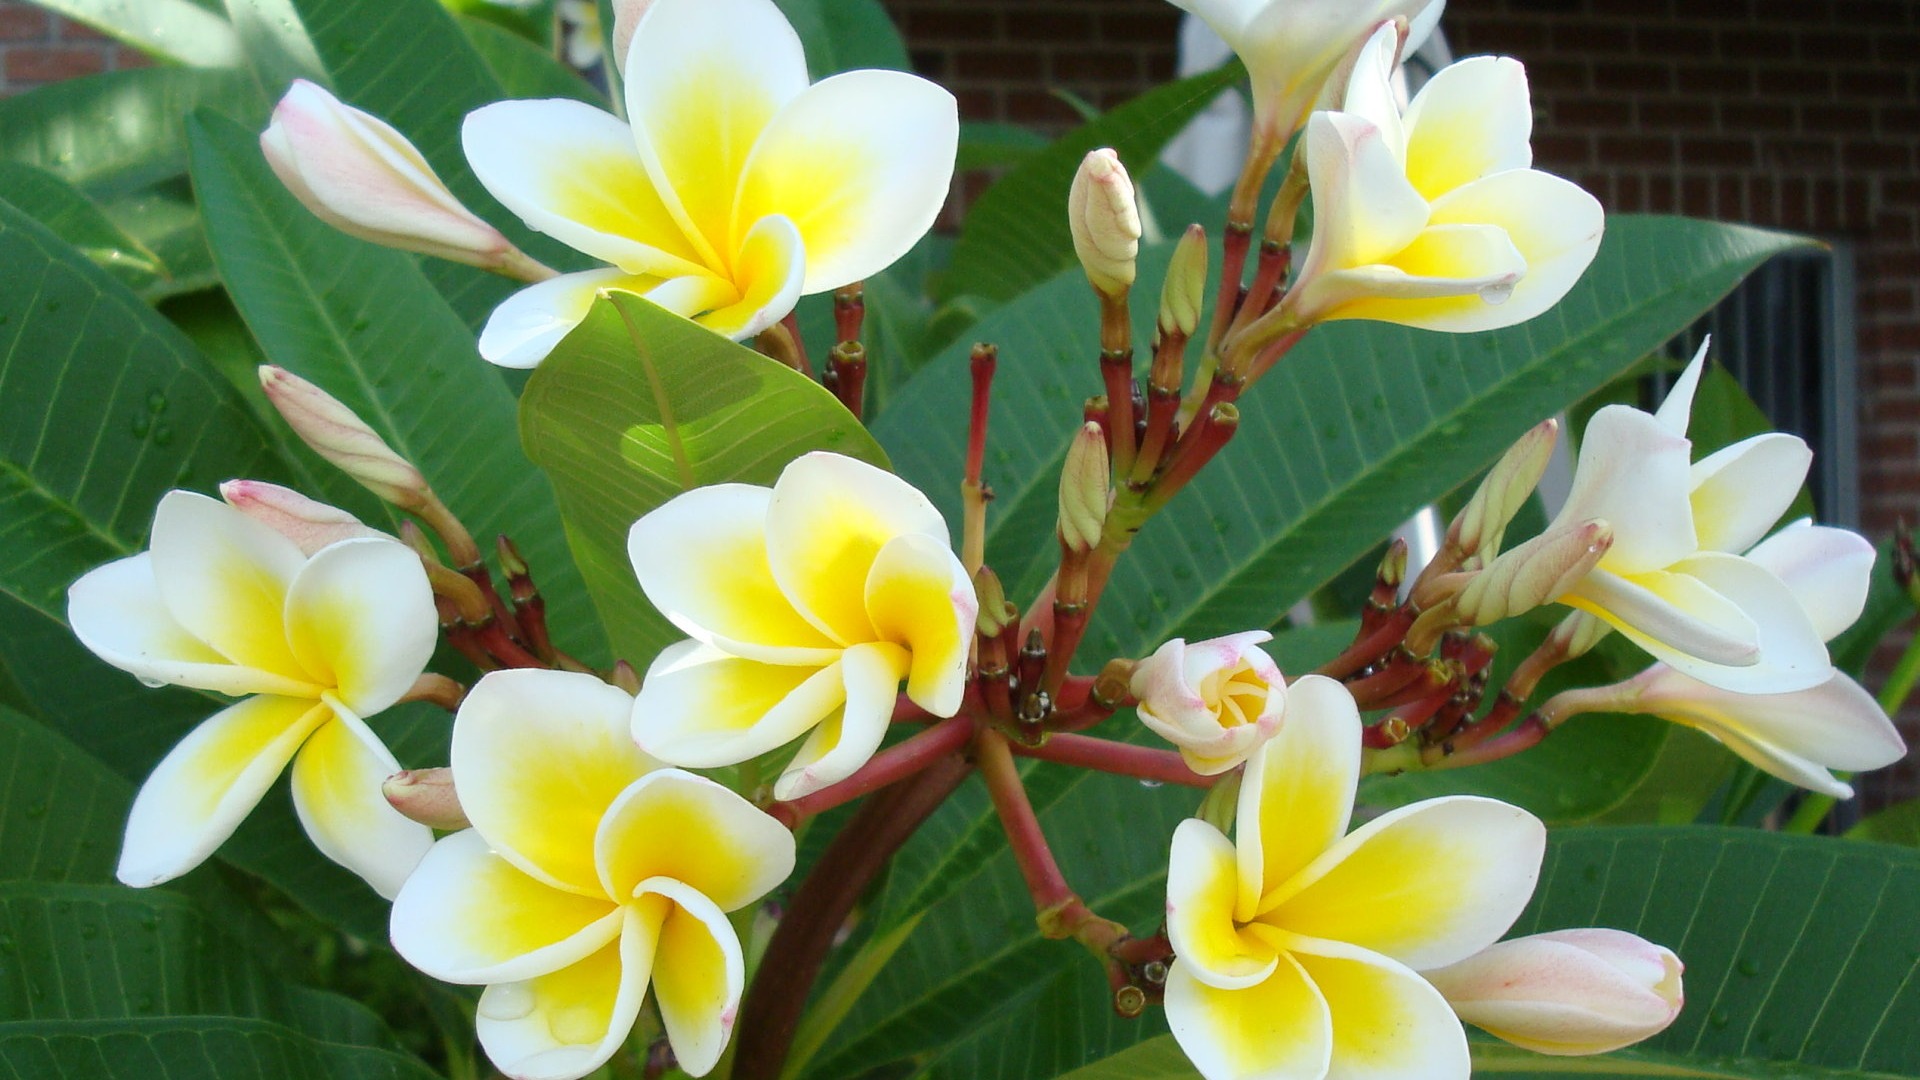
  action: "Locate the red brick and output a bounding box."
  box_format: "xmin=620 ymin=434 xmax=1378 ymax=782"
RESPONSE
xmin=5 ymin=45 xmax=105 ymax=82
xmin=0 ymin=5 xmax=48 ymax=41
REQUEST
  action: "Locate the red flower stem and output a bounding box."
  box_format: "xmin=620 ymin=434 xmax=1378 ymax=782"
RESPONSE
xmin=1046 ymin=672 xmax=1130 ymax=732
xmin=780 ymin=312 xmax=813 ymax=378
xmin=962 ymin=344 xmax=997 ymax=575
xmin=834 ymin=282 xmax=865 ymax=344
xmin=767 ymin=713 xmax=974 ymax=828
xmin=1204 ymin=223 xmax=1252 ymax=361
xmin=1425 ymin=714 xmax=1549 ymax=769
xmin=473 ymin=619 xmax=546 ymax=669
xmin=1225 ymin=240 xmax=1289 ymax=342
xmin=828 ymin=342 xmax=868 ymax=423
xmin=1010 ymin=734 xmax=1211 ymax=789
xmin=1316 ymin=607 xmax=1416 ymax=680
xmin=461 ymin=562 xmax=526 ymax=643
xmin=732 ymin=756 xmax=973 ymax=1080
xmin=1101 ymin=346 xmax=1138 ymax=478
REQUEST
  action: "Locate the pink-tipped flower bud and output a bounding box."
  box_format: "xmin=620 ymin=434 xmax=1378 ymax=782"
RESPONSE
xmin=1449 ymin=418 xmax=1559 ymax=563
xmin=1130 ymin=631 xmax=1284 ymax=775
xmin=382 ymin=768 xmax=469 ymax=831
xmin=258 ymin=366 xmax=432 ymax=512
xmin=219 ymin=479 xmax=387 ymax=556
xmin=1159 ymin=224 xmax=1209 ymax=339
xmin=261 ymin=80 xmax=515 ymax=269
xmin=1456 ymin=520 xmax=1613 ymax=626
xmin=1058 ymin=421 xmax=1111 ymax=555
xmin=1425 ymin=929 xmax=1684 ymax=1056
xmin=1068 ymin=148 xmax=1141 ymax=299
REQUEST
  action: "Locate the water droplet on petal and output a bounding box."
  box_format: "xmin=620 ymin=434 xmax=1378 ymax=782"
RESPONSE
xmin=1478 ymin=280 xmax=1516 ymax=306
xmin=137 ymin=676 xmax=168 ymax=689
xmin=1138 ymin=779 xmax=1163 ymax=789
xmin=480 ymin=981 xmax=536 ymax=1022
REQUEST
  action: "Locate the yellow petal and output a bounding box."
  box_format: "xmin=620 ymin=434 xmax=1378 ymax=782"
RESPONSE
xmin=1291 ymin=938 xmax=1470 ymax=1080
xmin=474 ymin=906 xmax=655 ymax=1080
xmin=391 ymin=829 xmax=623 ymax=984
xmin=628 ymin=483 xmax=841 ymax=662
xmin=1296 ymin=111 xmax=1427 ymax=283
xmin=733 ymin=69 xmax=958 ymax=293
xmin=1402 ymin=57 xmax=1533 ymax=201
xmin=773 ymin=641 xmax=908 ymax=800
xmin=1309 ymin=223 xmax=1526 ymax=329
xmin=1409 ymin=169 xmax=1605 ymax=332
xmin=637 ymin=877 xmax=747 ymax=1077
xmin=766 ymin=452 xmax=953 ymax=646
xmin=633 ymin=641 xmax=845 ymax=768
xmin=1166 ymin=819 xmax=1279 ymax=990
xmin=117 ymin=695 xmax=330 ymax=888
xmin=453 ymin=670 xmax=658 ymax=896
xmin=290 ymin=706 xmax=432 ymax=897
xmin=595 ymin=769 xmax=795 ymax=911
xmin=148 ymin=490 xmax=309 ymax=682
xmin=1237 ymin=674 xmax=1359 ymax=923
xmin=1163 ymin=952 xmax=1331 ymax=1080
xmin=1263 ymin=796 xmax=1545 ymax=971
xmin=864 ymin=532 xmax=976 ymax=717
xmin=284 ymin=537 xmax=436 ymax=717
xmin=693 ymin=213 xmax=806 ymax=341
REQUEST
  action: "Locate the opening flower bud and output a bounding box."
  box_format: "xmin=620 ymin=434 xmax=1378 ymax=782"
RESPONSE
xmin=1058 ymin=421 xmax=1111 ymax=556
xmin=219 ymin=479 xmax=388 ymax=556
xmin=382 ymin=767 xmax=470 ymax=831
xmin=610 ymin=0 xmax=655 ymax=72
xmin=261 ymin=80 xmax=520 ymax=271
xmin=259 ymin=365 xmax=432 ymax=512
xmin=1068 ymin=148 xmax=1141 ymax=299
xmin=1159 ymin=224 xmax=1209 ymax=340
xmin=1456 ymin=519 xmax=1612 ymax=627
xmin=1129 ymin=630 xmax=1284 ymax=774
xmin=1425 ymin=928 xmax=1684 ymax=1056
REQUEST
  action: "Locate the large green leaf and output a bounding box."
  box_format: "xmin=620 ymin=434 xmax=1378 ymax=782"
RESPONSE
xmin=938 ymin=63 xmax=1245 ymax=303
xmin=186 ymin=110 xmax=605 ymax=663
xmin=26 ymin=0 xmax=241 ymax=67
xmin=0 ymin=162 xmax=163 ymax=295
xmin=0 ymin=1017 xmax=440 ymax=1080
xmin=0 ymin=707 xmax=127 ymax=886
xmin=459 ymin=14 xmax=602 ymax=104
xmin=1847 ymin=800 xmax=1920 ymax=848
xmin=518 ymin=293 xmax=887 ymax=666
xmin=773 ymin=0 xmax=910 ymax=75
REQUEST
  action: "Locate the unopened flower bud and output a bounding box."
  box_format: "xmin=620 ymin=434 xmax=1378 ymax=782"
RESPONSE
xmin=610 ymin=0 xmax=655 ymax=73
xmin=382 ymin=768 xmax=469 ymax=831
xmin=974 ymin=567 xmax=1018 ymax=638
xmin=1449 ymin=419 xmax=1559 ymax=562
xmin=1457 ymin=520 xmax=1612 ymax=626
xmin=1425 ymin=929 xmax=1684 ymax=1056
xmin=219 ymin=479 xmax=387 ymax=555
xmin=1058 ymin=422 xmax=1111 ymax=555
xmin=262 ymin=80 xmax=518 ymax=270
xmin=259 ymin=365 xmax=432 ymax=511
xmin=1548 ymin=609 xmax=1610 ymax=661
xmin=1068 ymin=148 xmax=1141 ymax=299
xmin=1130 ymin=631 xmax=1284 ymax=775
xmin=1159 ymin=224 xmax=1209 ymax=339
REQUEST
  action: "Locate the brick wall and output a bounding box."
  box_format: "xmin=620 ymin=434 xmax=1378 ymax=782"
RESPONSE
xmin=0 ymin=1 xmax=147 ymax=93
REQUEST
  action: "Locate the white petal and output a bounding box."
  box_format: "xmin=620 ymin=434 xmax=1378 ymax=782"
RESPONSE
xmin=1164 ymin=952 xmax=1332 ymax=1080
xmin=1167 ymin=819 xmax=1279 ymax=990
xmin=595 ymin=769 xmax=795 ymax=910
xmin=627 ymin=484 xmax=841 ymax=663
xmin=475 ymin=907 xmax=654 ymax=1080
xmin=1745 ymin=522 xmax=1876 ymax=641
xmin=735 ymin=69 xmax=958 ymax=293
xmin=117 ymin=696 xmax=329 ymax=888
xmin=1402 ymin=57 xmax=1532 ymax=200
xmin=773 ymin=641 xmax=908 ymax=800
xmin=766 ymin=452 xmax=952 ymax=646
xmin=634 ymin=877 xmax=747 ymax=1077
xmin=290 ymin=706 xmax=432 ymax=898
xmin=285 ymin=537 xmax=436 ymax=717
xmin=1552 ymin=406 xmax=1696 ymax=574
xmin=68 ymin=553 xmax=315 ymax=698
xmin=1662 ymin=552 xmax=1829 ymax=694
xmin=1562 ymin=567 xmax=1760 ymax=668
xmin=1237 ymin=674 xmax=1360 ymax=924
xmin=1297 ymin=111 xmax=1428 ymax=286
xmin=1289 ymin=937 xmax=1472 ymax=1080
xmin=1689 ymin=433 xmax=1812 ymax=554
xmin=454 ymin=669 xmax=657 ymax=896
xmin=1162 ymin=0 xmax=1262 ymax=41
xmin=148 ymin=490 xmax=309 ymax=681
xmin=479 ymin=267 xmax=664 ymax=370
xmin=864 ymin=532 xmax=976 ymax=717
xmin=391 ymin=829 xmax=623 ymax=984
xmin=1652 ymin=339 xmax=1710 ymax=437
xmin=462 ymin=98 xmax=708 ymax=277
xmin=623 ymin=0 xmax=809 ymax=264
xmin=633 ymin=641 xmax=845 ymax=768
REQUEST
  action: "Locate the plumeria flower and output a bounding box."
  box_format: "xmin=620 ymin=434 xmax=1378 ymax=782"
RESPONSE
xmin=66 ymin=490 xmax=436 ymax=897
xmin=1130 ymin=631 xmax=1285 ymax=775
xmin=1425 ymin=929 xmax=1683 ymax=1056
xmin=1545 ymin=344 xmax=1830 ymax=694
xmin=461 ymin=0 xmax=958 ymax=367
xmin=629 ymin=452 xmax=975 ymax=800
xmin=392 ymin=670 xmax=794 ymax=1080
xmin=1552 ymin=520 xmax=1905 ymax=797
xmin=555 ymin=0 xmax=606 ymax=71
xmin=1285 ymin=23 xmax=1603 ymax=332
xmin=1167 ymin=0 xmax=1442 ymax=148
xmin=1164 ymin=674 xmax=1545 ymax=1080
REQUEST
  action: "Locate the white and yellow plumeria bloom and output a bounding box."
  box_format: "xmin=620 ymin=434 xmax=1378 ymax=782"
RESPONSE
xmin=461 ymin=0 xmax=958 ymax=367
xmin=66 ymin=490 xmax=436 ymax=897
xmin=1584 ymin=520 xmax=1905 ymax=797
xmin=1546 ymin=345 xmax=1830 ymax=694
xmin=1287 ymin=23 xmax=1603 ymax=332
xmin=391 ymin=670 xmax=794 ymax=1080
xmin=1167 ymin=0 xmax=1440 ymax=147
xmin=1130 ymin=631 xmax=1286 ymax=776
xmin=1164 ymin=675 xmax=1545 ymax=1080
xmin=630 ymin=452 xmax=975 ymax=800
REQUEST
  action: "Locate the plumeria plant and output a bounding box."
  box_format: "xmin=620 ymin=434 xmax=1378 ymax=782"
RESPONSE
xmin=3 ymin=0 xmax=1918 ymax=1078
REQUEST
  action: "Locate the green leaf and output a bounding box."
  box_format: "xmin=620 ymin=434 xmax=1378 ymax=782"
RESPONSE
xmin=938 ymin=62 xmax=1244 ymax=303
xmin=1830 ymin=539 xmax=1911 ymax=680
xmin=0 ymin=1017 xmax=441 ymax=1080
xmin=1050 ymin=1037 xmax=1196 ymax=1079
xmin=0 ymin=162 xmax=163 ymax=293
xmin=186 ymin=109 xmax=605 ymax=664
xmin=19 ymin=0 xmax=241 ymax=68
xmin=460 ymin=13 xmax=602 ymax=105
xmin=1846 ymin=800 xmax=1920 ymax=847
xmin=773 ymin=0 xmax=910 ymax=75
xmin=0 ymin=707 xmax=128 ymax=885
xmin=957 ymin=121 xmax=1049 ymax=172
xmin=519 ymin=293 xmax=887 ymax=666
